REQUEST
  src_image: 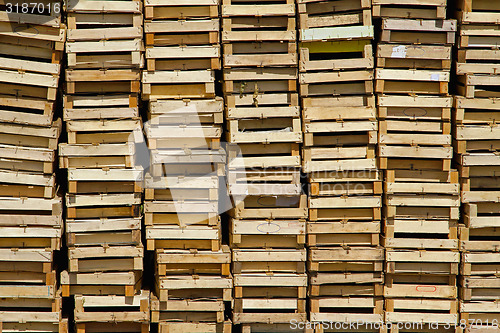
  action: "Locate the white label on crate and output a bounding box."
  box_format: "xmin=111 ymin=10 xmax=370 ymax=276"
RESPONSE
xmin=430 ymin=73 xmax=440 ymax=81
xmin=391 ymin=45 xmax=407 ymax=58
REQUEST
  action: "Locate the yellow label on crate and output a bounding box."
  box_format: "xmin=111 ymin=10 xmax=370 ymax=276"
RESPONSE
xmin=300 ymin=40 xmax=370 ymax=54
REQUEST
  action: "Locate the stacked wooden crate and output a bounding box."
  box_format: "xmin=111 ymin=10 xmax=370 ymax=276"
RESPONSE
xmin=298 ymin=1 xmax=383 ymax=330
xmin=222 ymin=0 xmax=307 ymax=330
xmin=455 ymin=0 xmax=500 ymax=330
xmin=143 ymin=1 xmax=231 ymax=331
xmin=58 ymin=0 xmax=148 ymax=331
xmin=374 ymin=2 xmax=460 ymax=330
xmin=144 ymin=99 xmax=231 ymax=333
xmin=0 ymin=5 xmax=67 ymax=333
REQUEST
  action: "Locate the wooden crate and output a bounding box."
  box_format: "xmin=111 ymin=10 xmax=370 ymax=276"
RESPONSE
xmin=377 ymin=44 xmax=452 ymax=69
xmin=63 ymin=94 xmax=139 ymax=120
xmin=226 ymin=113 xmax=301 ymax=145
xmin=309 ymin=279 xmax=383 ymax=299
xmin=221 ymin=0 xmax=296 ymax=41
xmin=158 ymin=321 xmax=232 ymax=333
xmin=462 ymin=252 xmax=500 ymax=276
xmin=234 ymin=273 xmax=307 ymax=297
xmin=226 ymin=91 xmax=298 ymax=112
xmin=151 ymin=294 xmax=226 ymax=324
xmin=66 ymin=69 xmax=141 ymax=95
xmin=143 ymin=0 xmax=218 ymax=21
xmin=232 ymin=249 xmax=306 ymax=274
xmin=298 ymin=0 xmax=372 ymax=30
xmin=223 ymin=42 xmax=296 ymax=68
xmin=379 ymin=95 xmax=452 ymax=121
xmin=457 ymin=74 xmax=500 ymax=99
xmin=59 ymin=142 xmax=136 ymax=169
xmin=457 ymin=0 xmax=500 ymax=24
xmin=308 ymin=221 xmax=380 ymax=247
xmin=308 ymin=247 xmax=385 ymax=273
xmin=454 ymin=96 xmax=500 ymax=133
xmin=0 ymin=119 xmax=61 ymax=152
xmin=146 ymin=45 xmax=220 ymax=71
xmin=230 ymin=219 xmax=306 ymax=249
xmin=230 ymin=194 xmax=308 ymax=220
xmin=148 ymin=98 xmax=223 ymax=125
xmin=460 ymin=203 xmax=500 ymax=251
xmin=68 ymin=168 xmax=143 ymax=194
xmin=372 ymin=0 xmax=446 ymax=19
xmin=228 ymin=142 xmax=300 ymax=169
xmin=459 ymin=24 xmax=500 ymax=50
xmin=308 ymin=170 xmax=382 ymax=196
xmin=384 ymin=273 xmax=458 ymax=299
xmin=66 ymin=0 xmax=143 ymax=69
xmin=460 ymin=301 xmax=500 ymax=328
xmin=0 ymin=196 xmax=62 ymax=217
xmin=146 ymin=225 xmax=221 ymax=251
xmin=460 ymin=276 xmax=500 ymax=301
xmin=0 ymin=56 xmax=60 ymax=103
xmin=144 ymin=12 xmax=218 ymax=49
xmin=310 ymin=297 xmax=383 ymax=323
xmin=386 ymin=250 xmax=460 ymax=276
xmin=0 ymin=17 xmax=64 ymax=127
xmin=144 ymin=200 xmax=219 ymax=227
xmin=66 ymin=218 xmax=142 ymax=247
xmin=0 ymin=144 xmax=57 ymax=174
xmin=376 ymin=68 xmax=449 ymax=95
xmin=65 ymin=193 xmax=142 ymax=219
xmin=0 ymin=293 xmax=67 ymax=333
xmin=234 ymin=298 xmax=306 ymax=325
xmin=68 ymin=245 xmax=144 ymax=273
xmin=384 ymin=194 xmax=460 ymax=221
xmin=223 ymin=68 xmax=297 ymax=95
xmin=0 ymin=170 xmax=56 ymax=199
xmin=299 ymin=25 xmax=373 ymax=43
xmin=145 ymin=175 xmax=218 ymax=202
xmin=233 ymin=273 xmax=307 ymax=324
xmin=150 ymin=148 xmax=225 ymax=177
xmin=380 ymin=18 xmax=457 ymax=45
xmin=146 ymin=123 xmax=222 ymax=149
xmin=300 ymin=40 xmax=373 ymax=72
xmin=302 ymin=95 xmax=377 ymax=173
xmin=155 ymin=246 xmax=231 ymax=276
xmin=75 ymin=291 xmax=149 ymax=332
xmin=309 ymin=196 xmax=381 ymax=222
xmin=0 ymin=94 xmax=55 ymax=127
xmin=155 ymin=275 xmax=232 ymax=302
xmin=0 ymin=248 xmax=55 ymax=285
xmin=385 ymin=298 xmax=458 ymax=325
xmin=303 ymin=145 xmax=377 ymax=174
xmin=142 ymin=69 xmax=216 ymax=100
xmin=300 ymin=69 xmax=373 ymax=97
xmin=228 ymin=169 xmax=301 ymax=197
xmin=457 ymin=49 xmax=500 ymax=75
xmin=60 ymin=270 xmax=142 ymax=297
xmin=0 ymin=213 xmax=62 ymax=249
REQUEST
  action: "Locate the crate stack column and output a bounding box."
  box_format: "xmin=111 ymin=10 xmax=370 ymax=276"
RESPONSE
xmin=142 ymin=1 xmax=232 ymax=332
xmin=455 ymin=0 xmax=500 ymax=329
xmin=297 ymin=1 xmax=384 ymax=331
xmin=221 ymin=0 xmax=308 ymax=330
xmin=58 ymin=0 xmax=149 ymax=331
xmin=0 ymin=6 xmax=67 ymax=332
xmin=373 ymin=2 xmax=460 ymax=330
